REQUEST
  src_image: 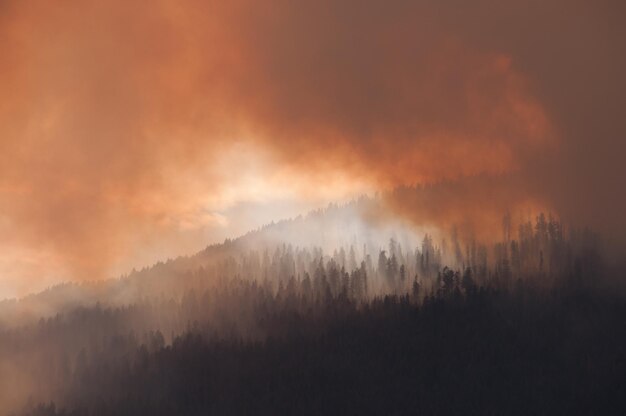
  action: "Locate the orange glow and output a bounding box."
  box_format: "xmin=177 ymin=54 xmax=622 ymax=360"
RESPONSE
xmin=0 ymin=0 xmax=624 ymax=297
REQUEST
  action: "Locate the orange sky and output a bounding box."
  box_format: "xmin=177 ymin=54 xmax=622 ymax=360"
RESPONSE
xmin=0 ymin=0 xmax=624 ymax=297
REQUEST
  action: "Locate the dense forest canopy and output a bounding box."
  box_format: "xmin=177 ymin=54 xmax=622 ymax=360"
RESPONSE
xmin=0 ymin=200 xmax=623 ymax=415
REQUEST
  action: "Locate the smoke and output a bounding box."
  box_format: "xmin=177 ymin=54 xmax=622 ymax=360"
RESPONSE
xmin=0 ymin=0 xmax=624 ymax=295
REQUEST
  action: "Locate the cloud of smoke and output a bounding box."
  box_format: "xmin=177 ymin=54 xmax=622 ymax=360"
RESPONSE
xmin=0 ymin=0 xmax=623 ymax=296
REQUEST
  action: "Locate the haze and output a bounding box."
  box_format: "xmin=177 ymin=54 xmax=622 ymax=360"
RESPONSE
xmin=0 ymin=0 xmax=624 ymax=298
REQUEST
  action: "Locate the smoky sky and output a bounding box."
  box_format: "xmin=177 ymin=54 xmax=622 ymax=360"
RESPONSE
xmin=0 ymin=0 xmax=624 ymax=295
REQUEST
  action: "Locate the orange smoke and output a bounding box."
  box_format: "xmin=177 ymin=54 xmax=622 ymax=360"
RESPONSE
xmin=0 ymin=0 xmax=623 ymax=296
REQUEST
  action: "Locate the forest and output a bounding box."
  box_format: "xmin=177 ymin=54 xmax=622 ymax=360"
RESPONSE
xmin=1 ymin=205 xmax=624 ymax=415
xmin=1 ymin=0 xmax=624 ymax=413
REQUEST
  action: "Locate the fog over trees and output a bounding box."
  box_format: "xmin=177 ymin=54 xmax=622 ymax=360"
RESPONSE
xmin=0 ymin=197 xmax=623 ymax=415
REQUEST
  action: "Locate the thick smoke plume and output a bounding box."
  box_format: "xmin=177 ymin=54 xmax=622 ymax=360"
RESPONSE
xmin=0 ymin=0 xmax=624 ymax=295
